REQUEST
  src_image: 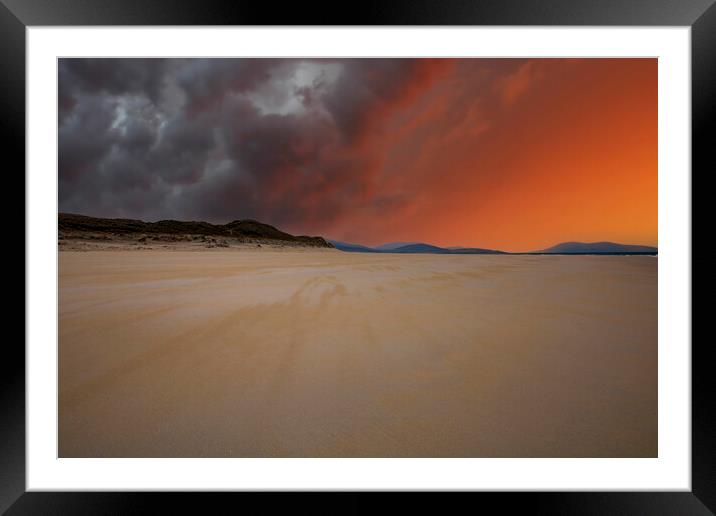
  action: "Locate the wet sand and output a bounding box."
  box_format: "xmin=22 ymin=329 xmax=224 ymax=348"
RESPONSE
xmin=59 ymin=251 xmax=657 ymax=457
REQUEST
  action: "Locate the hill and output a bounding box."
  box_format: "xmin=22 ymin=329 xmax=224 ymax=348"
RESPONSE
xmin=329 ymin=241 xmax=506 ymax=254
xmin=58 ymin=213 xmax=333 ymax=248
xmin=374 ymin=242 xmax=422 ymax=251
xmin=536 ymin=241 xmax=657 ymax=254
xmin=327 ymin=240 xmax=381 ymax=253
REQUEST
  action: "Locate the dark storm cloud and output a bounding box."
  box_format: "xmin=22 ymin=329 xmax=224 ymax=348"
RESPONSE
xmin=59 ymin=58 xmax=168 ymax=102
xmin=58 ymin=58 xmax=448 ymax=230
xmin=58 ymin=94 xmax=117 ymax=186
xmin=175 ymin=59 xmax=278 ymax=116
xmin=322 ymin=59 xmax=450 ymax=142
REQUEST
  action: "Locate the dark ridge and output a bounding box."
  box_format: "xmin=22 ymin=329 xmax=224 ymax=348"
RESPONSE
xmin=535 ymin=241 xmax=658 ymax=254
xmin=58 ymin=213 xmax=333 ymax=248
xmin=388 ymin=243 xmax=451 ymax=254
xmin=329 ymin=240 xmax=507 ymax=254
xmin=432 ymin=246 xmax=506 ymax=255
xmin=326 ymin=240 xmax=382 ymax=253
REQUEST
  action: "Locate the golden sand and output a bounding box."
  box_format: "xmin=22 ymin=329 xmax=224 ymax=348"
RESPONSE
xmin=59 ymin=250 xmax=657 ymax=457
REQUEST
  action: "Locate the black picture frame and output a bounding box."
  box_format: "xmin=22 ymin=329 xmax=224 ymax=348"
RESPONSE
xmin=4 ymin=1 xmax=709 ymax=514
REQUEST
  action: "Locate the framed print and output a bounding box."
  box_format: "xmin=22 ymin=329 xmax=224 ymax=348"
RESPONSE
xmin=5 ymin=0 xmax=710 ymax=514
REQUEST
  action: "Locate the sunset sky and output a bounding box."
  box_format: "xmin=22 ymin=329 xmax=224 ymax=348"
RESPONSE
xmin=59 ymin=58 xmax=657 ymax=252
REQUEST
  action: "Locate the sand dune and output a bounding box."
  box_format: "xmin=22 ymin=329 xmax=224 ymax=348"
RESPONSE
xmin=59 ymin=250 xmax=657 ymax=457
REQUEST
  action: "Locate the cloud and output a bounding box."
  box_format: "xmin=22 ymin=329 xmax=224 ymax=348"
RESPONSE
xmin=58 ymin=58 xmax=455 ymax=229
xmin=58 ymin=57 xmax=582 ymax=243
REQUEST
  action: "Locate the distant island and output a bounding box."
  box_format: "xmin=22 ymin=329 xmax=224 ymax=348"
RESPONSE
xmin=534 ymin=241 xmax=658 ymax=254
xmin=329 ymin=239 xmax=657 ymax=255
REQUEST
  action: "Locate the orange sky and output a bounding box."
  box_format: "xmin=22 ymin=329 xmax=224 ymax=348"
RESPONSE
xmin=321 ymin=58 xmax=657 ymax=252
xmin=60 ymin=58 xmax=657 ymax=252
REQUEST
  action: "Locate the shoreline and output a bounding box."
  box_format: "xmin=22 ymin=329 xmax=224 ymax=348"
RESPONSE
xmin=58 ymin=241 xmax=657 ymax=256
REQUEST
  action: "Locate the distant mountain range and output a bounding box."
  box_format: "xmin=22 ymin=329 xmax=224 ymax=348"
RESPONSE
xmin=328 ymin=240 xmax=506 ymax=255
xmin=329 ymin=239 xmax=657 ymax=255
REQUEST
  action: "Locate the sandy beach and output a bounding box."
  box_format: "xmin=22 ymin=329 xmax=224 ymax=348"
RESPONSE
xmin=59 ymin=250 xmax=657 ymax=457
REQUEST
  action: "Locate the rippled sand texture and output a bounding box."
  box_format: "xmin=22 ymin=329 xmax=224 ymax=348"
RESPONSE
xmin=59 ymin=251 xmax=657 ymax=457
